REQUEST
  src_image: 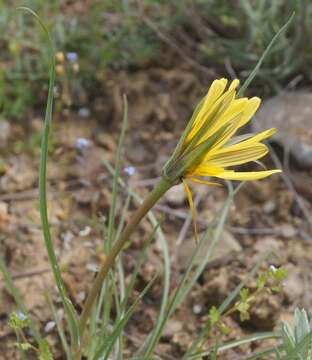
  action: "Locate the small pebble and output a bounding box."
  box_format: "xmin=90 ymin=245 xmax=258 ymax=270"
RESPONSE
xmin=0 ymin=120 xmax=11 ymax=148
xmin=78 ymin=107 xmax=91 ymax=118
xmin=165 ymin=184 xmax=186 ymax=207
xmin=79 ymin=226 xmax=91 ymax=237
xmin=61 ymin=230 xmax=74 ymax=250
xmin=77 ymin=291 xmax=86 ymax=303
xmin=263 ymin=200 xmax=276 ymax=214
xmin=86 ymin=263 xmax=98 ymax=273
xmin=192 ymin=304 xmax=203 ymax=315
xmin=0 ymin=201 xmax=9 ymax=223
xmin=56 ymin=309 xmax=64 ymax=321
xmin=44 ymin=321 xmax=56 ymax=333
xmin=83 ymin=241 xmax=93 ymax=248
xmin=279 ymin=224 xmax=297 ymax=238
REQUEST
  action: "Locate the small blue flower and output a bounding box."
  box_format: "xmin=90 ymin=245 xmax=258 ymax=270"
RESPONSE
xmin=76 ymin=137 xmax=90 ymax=151
xmin=124 ymin=166 xmax=136 ymax=176
xmin=16 ymin=311 xmax=27 ymax=321
xmin=66 ymin=52 xmax=78 ymax=62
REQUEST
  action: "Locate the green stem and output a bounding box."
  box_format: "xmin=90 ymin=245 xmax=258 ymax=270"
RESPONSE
xmin=75 ymin=176 xmax=173 ymax=358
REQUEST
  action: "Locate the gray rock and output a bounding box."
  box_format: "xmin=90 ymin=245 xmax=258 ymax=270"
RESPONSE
xmin=162 ymin=319 xmax=183 ymax=340
xmin=252 ymin=92 xmax=312 ymax=169
xmin=177 ymin=230 xmax=242 ymax=268
xmin=283 ymin=265 xmax=304 ymax=302
xmin=165 ymin=183 xmax=186 ymax=207
xmin=0 ymin=120 xmax=10 ymax=148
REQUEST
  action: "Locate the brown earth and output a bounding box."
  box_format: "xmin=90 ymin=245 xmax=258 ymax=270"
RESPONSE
xmin=1 ymin=64 xmax=312 ymax=359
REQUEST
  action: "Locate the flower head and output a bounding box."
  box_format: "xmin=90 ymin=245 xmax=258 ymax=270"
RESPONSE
xmin=165 ymin=78 xmax=280 ymax=182
xmin=163 ymin=78 xmax=281 ymax=239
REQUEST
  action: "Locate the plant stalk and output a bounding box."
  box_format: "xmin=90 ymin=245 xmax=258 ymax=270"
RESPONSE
xmin=75 ymin=176 xmax=174 ymax=357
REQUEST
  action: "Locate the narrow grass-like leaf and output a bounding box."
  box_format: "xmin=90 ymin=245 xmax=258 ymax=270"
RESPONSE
xmin=211 ymin=340 xmax=219 ymax=360
xmin=102 ymin=159 xmax=171 ymax=360
xmin=92 ymin=274 xmax=158 ymax=360
xmin=242 ymin=345 xmax=284 ymax=360
xmin=99 ymin=96 xmax=128 ymax=348
xmin=285 ymin=330 xmax=312 ymax=359
xmin=89 ymin=193 xmax=132 ymax=359
xmin=46 ymin=293 xmax=70 ymax=359
xmin=238 ymin=12 xmax=294 ymax=97
xmin=120 ymin=225 xmax=158 ymax=312
xmin=85 ymin=301 xmax=99 ymax=358
xmin=294 ymin=308 xmax=310 ymax=344
xmin=188 ymin=332 xmax=278 ymax=359
xmin=141 ymin=182 xmax=237 ymax=359
xmin=99 ymin=277 xmax=114 ymax=343
xmin=115 ymin=192 xmax=132 ymax=358
xmin=106 ymin=95 xmax=128 ymax=252
xmin=281 ymin=322 xmax=296 ymax=354
xmin=17 ymin=6 xmax=79 ymax=350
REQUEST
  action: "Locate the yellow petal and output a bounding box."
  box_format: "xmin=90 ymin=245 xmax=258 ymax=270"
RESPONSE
xmin=199 ymin=98 xmax=248 ymax=143
xmin=229 ymin=79 xmax=240 ymax=91
xmin=203 ymin=78 xmax=228 ymax=110
xmin=223 ymin=128 xmax=276 ymax=150
xmin=191 ymin=79 xmax=228 ymax=134
xmin=207 ymin=113 xmax=242 ymax=151
xmin=199 ymin=95 xmax=259 ymax=144
xmin=182 ymin=179 xmax=198 ymax=242
xmin=190 ymin=164 xmax=224 ymax=177
xmin=239 ymin=97 xmax=261 ymax=127
xmin=222 ymin=98 xmax=248 ymax=119
xmin=189 ymin=177 xmax=223 ymax=186
xmin=205 ymin=143 xmax=268 ymax=167
xmin=187 ymin=82 xmax=236 ymax=144
xmin=214 ymin=169 xmax=281 ymax=181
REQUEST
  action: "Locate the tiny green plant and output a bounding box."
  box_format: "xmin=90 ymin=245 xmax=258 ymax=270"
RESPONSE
xmin=208 ymin=265 xmax=288 ymax=334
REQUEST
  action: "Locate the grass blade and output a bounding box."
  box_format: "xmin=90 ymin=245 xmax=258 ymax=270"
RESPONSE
xmin=238 ymin=12 xmax=295 ymax=97
xmin=189 ymin=332 xmax=279 ymax=359
xmin=17 ymin=6 xmax=79 ymax=349
xmin=106 ymin=95 xmax=129 ymax=252
xmin=142 ymin=182 xmax=237 ymax=359
xmin=99 ymin=95 xmax=128 ymax=345
xmin=92 ymin=274 xmax=158 ymax=360
xmin=46 ymin=293 xmax=70 ymax=359
xmin=103 ymin=160 xmax=171 ymax=359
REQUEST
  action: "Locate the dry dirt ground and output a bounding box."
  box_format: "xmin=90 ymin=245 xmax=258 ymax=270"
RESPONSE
xmin=1 ymin=64 xmax=312 ymax=359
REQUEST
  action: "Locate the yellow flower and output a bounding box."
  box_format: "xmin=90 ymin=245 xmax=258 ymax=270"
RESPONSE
xmin=163 ymin=78 xmax=281 ymax=239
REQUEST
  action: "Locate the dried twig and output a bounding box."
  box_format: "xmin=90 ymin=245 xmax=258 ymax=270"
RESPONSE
xmin=0 ymin=267 xmax=51 ymax=283
xmin=0 ymin=179 xmax=85 ymax=202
